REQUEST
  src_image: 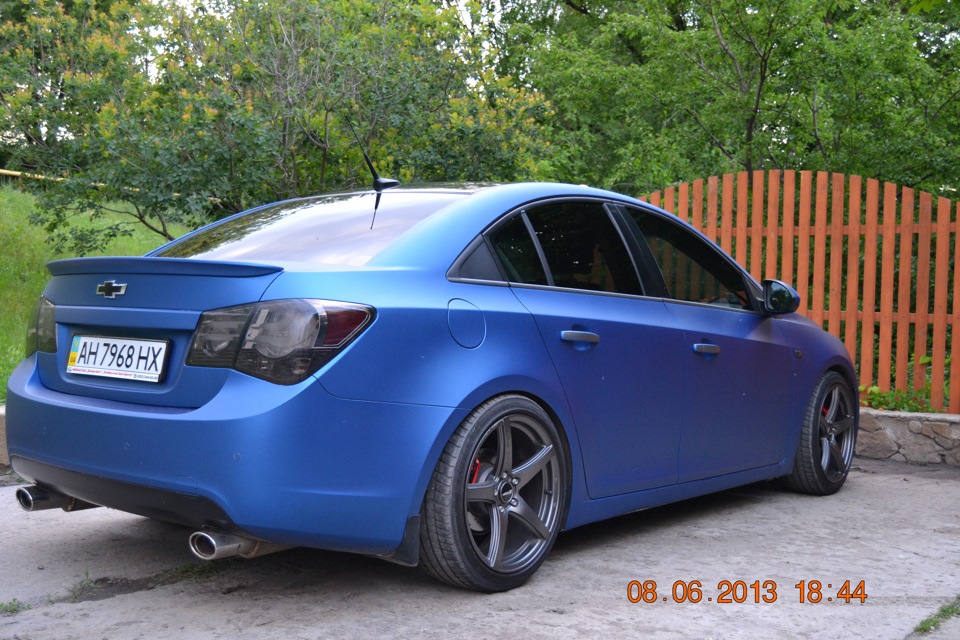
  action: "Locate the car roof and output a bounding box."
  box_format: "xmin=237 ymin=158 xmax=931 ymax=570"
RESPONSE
xmin=366 ymin=182 xmax=645 ymax=269
xmin=152 ymin=182 xmax=651 ymax=271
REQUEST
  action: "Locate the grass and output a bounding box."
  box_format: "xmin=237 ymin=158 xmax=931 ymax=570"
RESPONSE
xmin=66 ymin=569 xmax=100 ymax=603
xmin=915 ymin=595 xmax=960 ymax=635
xmin=0 ymin=188 xmax=48 ymax=405
xmin=0 ymin=185 xmax=190 ymax=403
xmin=0 ymin=598 xmax=30 ymax=615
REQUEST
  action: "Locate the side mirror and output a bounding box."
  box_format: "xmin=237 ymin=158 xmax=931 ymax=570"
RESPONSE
xmin=761 ymin=279 xmax=800 ymax=316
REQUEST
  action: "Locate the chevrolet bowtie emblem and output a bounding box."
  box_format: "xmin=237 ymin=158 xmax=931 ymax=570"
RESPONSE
xmin=96 ymin=280 xmax=127 ymax=299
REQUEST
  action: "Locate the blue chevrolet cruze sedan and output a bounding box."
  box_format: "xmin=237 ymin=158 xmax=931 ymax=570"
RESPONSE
xmin=6 ymin=182 xmax=858 ymax=591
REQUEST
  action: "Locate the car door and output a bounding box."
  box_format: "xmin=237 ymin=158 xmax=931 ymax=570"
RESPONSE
xmin=488 ymin=200 xmax=686 ymax=499
xmin=623 ymin=206 xmax=795 ymax=483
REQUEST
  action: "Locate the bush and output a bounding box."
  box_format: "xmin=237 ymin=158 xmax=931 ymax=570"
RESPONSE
xmin=859 ymin=385 xmax=935 ymax=413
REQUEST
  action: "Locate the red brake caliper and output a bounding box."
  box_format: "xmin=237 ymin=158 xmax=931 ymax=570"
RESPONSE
xmin=470 ymin=457 xmax=481 ymax=484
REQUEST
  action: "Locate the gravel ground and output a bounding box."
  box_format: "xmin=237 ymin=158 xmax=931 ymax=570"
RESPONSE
xmin=0 ymin=458 xmax=957 ymax=640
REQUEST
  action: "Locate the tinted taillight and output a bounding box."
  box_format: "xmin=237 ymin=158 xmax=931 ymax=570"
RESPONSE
xmin=26 ymin=296 xmax=57 ymax=358
xmin=188 ymin=299 xmax=373 ymax=384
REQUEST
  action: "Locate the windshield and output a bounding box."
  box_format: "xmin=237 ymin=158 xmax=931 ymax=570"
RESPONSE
xmin=155 ymin=191 xmax=466 ymax=266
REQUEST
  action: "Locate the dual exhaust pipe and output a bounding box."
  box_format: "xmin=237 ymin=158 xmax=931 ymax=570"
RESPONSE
xmin=188 ymin=531 xmax=290 ymax=561
xmin=16 ymin=485 xmax=97 ymax=512
xmin=16 ymin=485 xmax=288 ymax=561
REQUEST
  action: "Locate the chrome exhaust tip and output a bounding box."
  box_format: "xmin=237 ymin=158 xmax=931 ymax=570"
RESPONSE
xmin=16 ymin=486 xmax=96 ymax=512
xmin=189 ymin=531 xmax=257 ymax=560
xmin=189 ymin=531 xmax=290 ymax=561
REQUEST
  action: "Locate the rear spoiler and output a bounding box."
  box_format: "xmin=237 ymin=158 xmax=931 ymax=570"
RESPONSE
xmin=47 ymin=257 xmax=283 ymax=278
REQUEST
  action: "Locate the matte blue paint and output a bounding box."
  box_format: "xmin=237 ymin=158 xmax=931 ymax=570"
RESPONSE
xmin=446 ymin=299 xmax=486 ymax=349
xmin=49 ymin=256 xmax=283 ymax=278
xmin=511 ymin=287 xmax=685 ymax=498
xmin=5 ymin=183 xmax=857 ymax=563
xmin=665 ymin=301 xmax=795 ymax=482
xmin=7 ymin=357 xmax=466 ymax=553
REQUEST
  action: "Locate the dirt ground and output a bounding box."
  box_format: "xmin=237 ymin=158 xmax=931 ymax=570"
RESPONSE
xmin=0 ymin=458 xmax=958 ymax=640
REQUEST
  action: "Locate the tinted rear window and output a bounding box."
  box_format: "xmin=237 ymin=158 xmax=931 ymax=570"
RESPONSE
xmin=156 ymin=191 xmax=465 ymax=266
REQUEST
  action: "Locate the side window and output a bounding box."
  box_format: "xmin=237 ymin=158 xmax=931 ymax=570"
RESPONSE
xmin=629 ymin=208 xmax=752 ymax=310
xmin=454 ymin=239 xmax=504 ymax=281
xmin=526 ymin=201 xmax=642 ymax=295
xmin=489 ymin=214 xmax=548 ymax=285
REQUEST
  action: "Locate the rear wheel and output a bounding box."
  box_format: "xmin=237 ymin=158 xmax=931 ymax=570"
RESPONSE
xmin=419 ymin=395 xmax=569 ymax=592
xmin=785 ymin=371 xmax=857 ymax=495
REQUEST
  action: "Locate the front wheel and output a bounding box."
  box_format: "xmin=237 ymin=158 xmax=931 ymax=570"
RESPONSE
xmin=419 ymin=395 xmax=570 ymax=592
xmin=785 ymin=371 xmax=858 ymax=495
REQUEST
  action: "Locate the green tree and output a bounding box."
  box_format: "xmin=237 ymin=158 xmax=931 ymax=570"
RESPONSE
xmin=0 ymin=0 xmax=138 ymax=168
xmin=1 ymin=0 xmax=553 ymax=254
xmin=498 ymin=0 xmax=960 ymax=196
xmin=0 ymin=0 xmax=182 ymax=253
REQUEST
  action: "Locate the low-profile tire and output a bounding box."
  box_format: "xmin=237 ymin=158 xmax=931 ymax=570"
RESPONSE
xmin=419 ymin=395 xmax=570 ymax=592
xmin=785 ymin=371 xmax=858 ymax=496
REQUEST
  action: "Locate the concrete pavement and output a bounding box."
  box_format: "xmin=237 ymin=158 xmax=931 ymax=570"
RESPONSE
xmin=0 ymin=458 xmax=957 ymax=639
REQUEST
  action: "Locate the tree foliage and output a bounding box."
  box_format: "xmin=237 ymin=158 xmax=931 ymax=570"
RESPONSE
xmin=1 ymin=0 xmax=551 ymax=253
xmin=499 ymin=0 xmax=960 ymax=196
xmin=1 ymin=0 xmax=958 ymax=252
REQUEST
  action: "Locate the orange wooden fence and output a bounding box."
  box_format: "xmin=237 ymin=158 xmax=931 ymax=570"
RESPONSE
xmin=643 ymin=170 xmax=960 ymax=413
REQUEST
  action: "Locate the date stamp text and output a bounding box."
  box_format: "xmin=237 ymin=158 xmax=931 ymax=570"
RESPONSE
xmin=626 ymin=580 xmax=868 ymax=604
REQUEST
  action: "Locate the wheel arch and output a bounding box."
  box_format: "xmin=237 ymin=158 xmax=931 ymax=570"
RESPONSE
xmin=416 ymin=391 xmax=576 ymax=590
xmin=828 ymin=363 xmax=861 ymax=411
xmin=505 ymin=389 xmax=576 ymax=500
xmin=407 ymin=378 xmax=587 ymax=539
xmin=780 ymin=355 xmax=860 ymax=476
xmin=782 ymin=367 xmax=858 ymax=495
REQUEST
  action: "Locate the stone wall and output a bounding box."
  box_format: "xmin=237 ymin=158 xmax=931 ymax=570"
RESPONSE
xmin=2 ymin=404 xmax=959 ymax=469
xmin=857 ymin=407 xmax=960 ymax=466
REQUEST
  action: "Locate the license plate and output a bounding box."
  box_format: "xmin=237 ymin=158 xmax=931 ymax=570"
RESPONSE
xmin=67 ymin=335 xmax=169 ymax=383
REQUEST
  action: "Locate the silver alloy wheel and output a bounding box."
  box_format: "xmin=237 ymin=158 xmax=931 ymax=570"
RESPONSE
xmin=420 ymin=394 xmax=570 ymax=591
xmin=818 ymin=381 xmax=856 ymax=483
xmin=463 ymin=413 xmax=562 ymax=573
xmin=785 ymin=371 xmax=858 ymax=496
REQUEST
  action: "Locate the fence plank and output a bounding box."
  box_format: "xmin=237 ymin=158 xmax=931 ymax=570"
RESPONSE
xmin=843 ymin=176 xmax=862 ymax=362
xmin=860 ymin=179 xmax=880 ymax=391
xmin=664 ymin=186 xmax=675 ymax=214
xmin=811 ymin=172 xmax=829 ymax=328
xmin=736 ymin=172 xmax=749 ymax=266
xmin=692 ymin=179 xmax=705 ymax=237
xmin=796 ymin=171 xmax=813 ymax=313
xmin=914 ymin=192 xmax=933 ymax=392
xmin=828 ymin=173 xmax=845 ymax=336
xmin=932 ymin=197 xmax=952 ymax=410
xmin=720 ymin=174 xmax=733 ymax=255
xmin=895 ymin=188 xmax=915 ymax=392
xmin=951 ymin=201 xmax=960 ymax=413
xmin=878 ymin=182 xmax=898 ymax=391
xmin=751 ymin=170 xmax=765 ymax=281
xmin=707 ymin=177 xmax=718 ymax=243
xmin=679 ymin=182 xmax=690 ymax=228
xmin=765 ymin=171 xmax=780 ymax=281
xmin=781 ymin=170 xmax=796 ymax=286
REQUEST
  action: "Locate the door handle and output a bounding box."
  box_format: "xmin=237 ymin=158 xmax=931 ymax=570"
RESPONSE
xmin=693 ymin=343 xmax=721 ymax=355
xmin=561 ymin=330 xmax=600 ymax=344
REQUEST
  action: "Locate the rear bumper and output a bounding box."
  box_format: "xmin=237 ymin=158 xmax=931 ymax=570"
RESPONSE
xmin=5 ymin=357 xmax=465 ymax=556
xmin=12 ymin=455 xmax=235 ymax=529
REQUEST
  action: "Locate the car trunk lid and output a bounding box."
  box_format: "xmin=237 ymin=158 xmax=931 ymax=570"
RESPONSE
xmin=36 ymin=257 xmax=284 ymax=408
